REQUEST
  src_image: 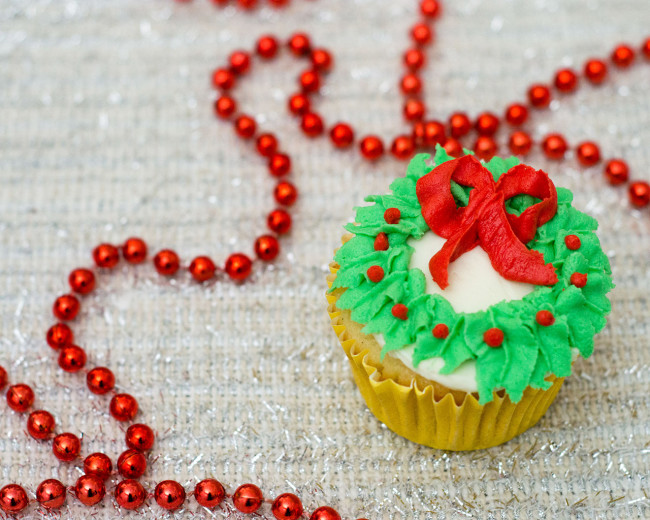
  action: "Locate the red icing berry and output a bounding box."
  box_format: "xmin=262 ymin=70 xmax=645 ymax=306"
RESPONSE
xmin=432 ymin=323 xmax=449 ymax=339
xmin=535 ymin=310 xmax=555 ymax=327
xmin=366 ymin=266 xmax=384 ymax=283
xmin=483 ymin=328 xmax=504 ymax=347
xmin=570 ymin=272 xmax=588 ymax=288
xmin=564 ymin=234 xmax=581 ymax=250
xmin=374 ymin=232 xmax=389 ymax=251
xmin=384 ymin=208 xmax=401 ymax=224
xmin=391 ymin=304 xmax=408 ymax=320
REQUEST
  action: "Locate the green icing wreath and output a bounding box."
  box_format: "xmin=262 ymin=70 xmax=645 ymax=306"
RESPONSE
xmin=331 ymin=147 xmax=613 ymax=404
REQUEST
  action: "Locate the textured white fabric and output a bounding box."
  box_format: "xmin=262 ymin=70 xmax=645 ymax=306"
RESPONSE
xmin=0 ymin=0 xmax=649 ymax=518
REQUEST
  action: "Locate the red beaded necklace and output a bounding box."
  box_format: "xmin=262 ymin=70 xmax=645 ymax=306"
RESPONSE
xmin=1 ymin=0 xmax=648 ymax=517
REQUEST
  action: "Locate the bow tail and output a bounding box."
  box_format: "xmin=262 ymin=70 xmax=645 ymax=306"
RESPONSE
xmin=429 ymin=219 xmax=479 ymax=289
xmin=478 ymin=199 xmax=558 ymax=286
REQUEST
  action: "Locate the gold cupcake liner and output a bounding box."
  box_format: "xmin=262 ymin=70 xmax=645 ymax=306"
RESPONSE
xmin=327 ymin=263 xmax=565 ymax=451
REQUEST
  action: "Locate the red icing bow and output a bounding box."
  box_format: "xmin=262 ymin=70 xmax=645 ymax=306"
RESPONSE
xmin=416 ymin=155 xmax=559 ymax=289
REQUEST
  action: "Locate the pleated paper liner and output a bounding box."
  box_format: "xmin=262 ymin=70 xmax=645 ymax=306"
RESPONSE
xmin=327 ymin=263 xmax=565 ymax=451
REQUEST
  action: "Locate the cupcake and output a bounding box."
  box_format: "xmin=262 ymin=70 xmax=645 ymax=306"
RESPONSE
xmin=326 ymin=146 xmax=613 ymax=451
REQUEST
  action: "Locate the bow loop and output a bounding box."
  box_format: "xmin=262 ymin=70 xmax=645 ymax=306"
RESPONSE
xmin=416 ymin=156 xmax=559 ymax=290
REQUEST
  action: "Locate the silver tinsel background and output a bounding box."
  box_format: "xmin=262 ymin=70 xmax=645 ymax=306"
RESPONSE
xmin=0 ymin=0 xmax=649 ymax=518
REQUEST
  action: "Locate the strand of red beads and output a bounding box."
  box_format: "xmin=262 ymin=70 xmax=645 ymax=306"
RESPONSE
xmin=1 ymin=238 xmax=360 ymax=520
xmin=1 ymin=0 xmax=649 ymax=516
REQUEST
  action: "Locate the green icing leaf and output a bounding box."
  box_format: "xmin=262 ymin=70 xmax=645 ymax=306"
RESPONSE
xmin=332 ymin=146 xmax=614 ymax=403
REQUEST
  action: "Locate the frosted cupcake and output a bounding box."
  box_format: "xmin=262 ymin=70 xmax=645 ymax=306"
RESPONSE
xmin=326 ymin=147 xmax=613 ymax=450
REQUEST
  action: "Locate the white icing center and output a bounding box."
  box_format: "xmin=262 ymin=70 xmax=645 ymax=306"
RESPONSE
xmin=378 ymin=230 xmax=536 ymax=393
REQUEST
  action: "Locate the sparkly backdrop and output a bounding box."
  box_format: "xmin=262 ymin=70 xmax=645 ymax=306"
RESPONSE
xmin=1 ymin=0 xmax=649 ymax=519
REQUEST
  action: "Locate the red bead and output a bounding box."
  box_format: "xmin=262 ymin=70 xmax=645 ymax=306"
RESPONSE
xmin=360 ymin=136 xmax=384 ymax=160
xmin=0 ymin=484 xmax=28 ymax=513
xmin=604 ymin=159 xmax=629 ymax=185
xmin=366 ymin=266 xmax=384 ymax=283
xmin=154 ymin=249 xmax=180 ymax=276
xmin=528 ymin=84 xmax=551 ymax=108
xmin=274 ymin=181 xmax=298 ymax=206
xmin=404 ymin=48 xmax=425 ymax=71
xmin=53 ymin=294 xmax=80 ymax=321
xmin=110 ymin=393 xmax=139 ymax=422
xmin=570 ymin=272 xmax=588 ymax=288
xmin=473 ymin=136 xmax=497 ymax=161
xmin=443 ymin=137 xmax=463 ymax=158
xmin=123 ymin=237 xmax=148 ymax=264
xmin=475 ymin=112 xmax=500 ymax=136
xmin=400 ymin=73 xmax=421 ymax=96
xmin=6 ymin=384 xmax=34 ymax=412
xmin=301 ymin=112 xmax=324 ymax=137
xmin=53 ymin=432 xmax=81 ymax=462
xmin=235 ymin=115 xmax=257 ymax=139
xmin=93 ymin=243 xmax=119 ymax=268
xmin=411 ymin=23 xmax=433 ymax=46
xmin=611 ymin=44 xmax=635 ymax=68
xmin=27 ymin=410 xmax=55 ymax=440
xmin=584 ymin=59 xmax=608 ymax=84
xmin=214 ymin=95 xmax=237 ymax=119
xmin=272 ymin=493 xmax=303 ymax=520
xmin=117 ymin=449 xmax=147 ymax=479
xmin=432 ymin=323 xmax=449 ymax=339
xmin=508 ymin=131 xmax=532 ymax=156
xmin=299 ymin=70 xmax=321 ymax=93
xmin=115 ymin=479 xmax=146 ymax=510
xmin=288 ymin=93 xmax=311 ymax=116
xmin=237 ymin=0 xmax=258 ymax=8
xmin=413 ymin=120 xmax=446 ymax=147
xmin=255 ymin=235 xmax=280 ymax=261
xmin=390 ymin=135 xmax=415 ymax=160
xmin=74 ymin=475 xmax=106 ymax=506
xmin=542 ymin=134 xmax=568 ymax=160
xmin=384 ymin=208 xmax=401 ymax=224
xmin=449 ymin=112 xmax=471 ymax=138
xmin=310 ymin=507 xmax=341 ymax=520
xmin=84 ymin=453 xmax=113 ymax=480
xmin=288 ymin=33 xmax=311 ymax=56
xmin=629 ymin=181 xmax=650 ymax=208
xmin=564 ymin=234 xmax=582 ymax=250
xmin=420 ymin=0 xmax=441 ymax=17
xmin=256 ymin=133 xmax=279 ymax=157
xmin=0 ymin=366 xmax=6 ymax=390
xmin=268 ymin=209 xmax=292 ymax=234
xmin=374 ymin=232 xmax=389 ymax=251
xmin=86 ymin=367 xmax=115 ymax=395
xmin=269 ymin=153 xmax=292 ymax=177
xmin=535 ymin=310 xmax=555 ymax=327
xmin=212 ymin=68 xmax=235 ymax=90
xmin=229 ymin=50 xmax=251 ymax=75
xmin=155 ymin=480 xmax=186 ymax=511
xmin=330 ymin=123 xmax=354 ymax=148
xmin=69 ymin=268 xmax=95 ymax=295
xmin=268 ymin=0 xmax=289 ymax=6
xmin=483 ymin=328 xmax=504 ymax=347
xmin=403 ymin=99 xmax=426 ymax=122
xmin=554 ymin=68 xmax=578 ymax=93
xmin=311 ymin=48 xmax=333 ymax=72
xmin=391 ymin=304 xmax=408 ymax=320
xmin=36 ymin=479 xmax=67 ymax=509
xmin=505 ymin=103 xmax=528 ymax=126
xmin=46 ymin=323 xmax=74 ymax=349
xmin=643 ymin=38 xmax=650 ymax=60
xmin=58 ymin=344 xmax=86 ymax=372
xmin=233 ymin=484 xmax=264 ymax=513
xmin=126 ymin=423 xmax=155 ymax=451
xmin=189 ymin=256 xmax=217 ymax=282
xmin=576 ymin=141 xmax=601 ymax=166
xmin=194 ymin=479 xmax=226 ymax=508
xmin=257 ymin=35 xmax=279 ymax=59
xmin=225 ymin=253 xmax=253 ymax=281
